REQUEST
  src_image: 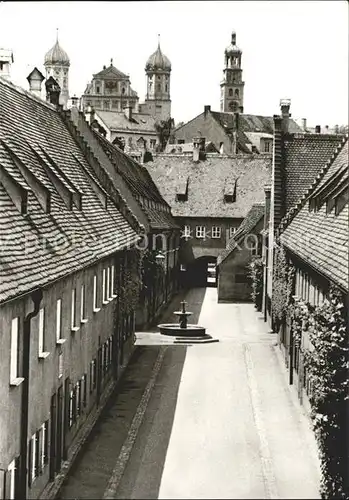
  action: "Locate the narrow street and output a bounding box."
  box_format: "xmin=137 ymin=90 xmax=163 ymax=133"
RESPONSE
xmin=58 ymin=288 xmax=321 ymax=500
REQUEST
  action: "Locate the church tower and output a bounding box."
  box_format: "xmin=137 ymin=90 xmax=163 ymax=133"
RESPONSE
xmin=220 ymin=31 xmax=245 ymax=113
xmin=144 ymin=36 xmax=171 ymax=121
xmin=44 ymin=31 xmax=70 ymax=109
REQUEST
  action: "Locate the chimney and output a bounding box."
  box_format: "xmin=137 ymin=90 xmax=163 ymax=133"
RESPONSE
xmin=85 ymin=105 xmax=95 ymax=125
xmin=324 ymin=125 xmax=329 ymax=133
xmin=264 ymin=184 xmax=271 ymax=231
xmin=124 ymin=105 xmax=132 ymax=121
xmin=204 ymin=105 xmax=211 ymax=116
xmin=71 ymin=95 xmax=79 ymax=108
xmin=315 ymin=125 xmax=321 ymax=134
xmin=279 ymin=98 xmax=291 ymax=134
xmin=272 ymin=114 xmax=285 ymax=229
xmin=301 ymin=118 xmax=307 ymax=132
xmin=334 ymin=124 xmax=339 ymax=134
xmin=192 ymin=136 xmax=206 ymax=162
xmin=45 ymin=76 xmax=61 ymax=106
xmin=0 ymin=48 xmax=14 ymax=80
xmin=27 ymin=67 xmax=45 ymax=99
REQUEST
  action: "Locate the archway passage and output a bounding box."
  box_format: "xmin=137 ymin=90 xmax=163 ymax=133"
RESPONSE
xmin=185 ymin=256 xmax=217 ymax=288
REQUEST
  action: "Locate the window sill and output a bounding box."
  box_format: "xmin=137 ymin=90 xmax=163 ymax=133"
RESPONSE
xmin=93 ymin=307 xmax=101 ymax=313
xmin=102 ymin=300 xmax=109 ymax=305
xmin=56 ymin=338 xmax=66 ymax=345
xmin=39 ymin=352 xmax=50 ymax=360
xmin=211 ymin=236 xmax=222 ymax=239
xmin=10 ymin=377 xmax=25 ymax=387
xmin=112 ymin=294 xmax=118 ymax=299
xmin=81 ymin=318 xmax=88 ymax=324
xmin=71 ymin=326 xmax=80 ymax=333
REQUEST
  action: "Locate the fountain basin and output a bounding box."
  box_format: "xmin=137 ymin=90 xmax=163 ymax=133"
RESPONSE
xmin=158 ymin=323 xmax=206 ymax=337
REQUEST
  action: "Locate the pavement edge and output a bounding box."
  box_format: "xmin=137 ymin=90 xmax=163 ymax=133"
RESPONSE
xmin=103 ymin=346 xmax=168 ymax=499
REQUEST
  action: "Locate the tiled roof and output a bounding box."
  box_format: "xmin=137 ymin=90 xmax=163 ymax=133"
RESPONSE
xmin=210 ymin=112 xmax=302 ymax=135
xmin=145 ymin=154 xmax=271 ymax=218
xmin=97 ymin=110 xmax=157 ymax=133
xmin=92 ymin=131 xmax=178 ymax=231
xmin=93 ymin=64 xmax=129 ymax=80
xmin=280 ymin=139 xmax=348 ymax=291
xmin=217 ymin=203 xmax=265 ymax=265
xmin=283 ymin=133 xmax=345 ymax=211
xmin=0 ymin=77 xmax=138 ymax=303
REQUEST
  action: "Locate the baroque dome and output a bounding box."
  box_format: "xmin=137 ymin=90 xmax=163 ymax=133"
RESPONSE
xmin=44 ymin=40 xmax=70 ymax=66
xmin=146 ymin=43 xmax=171 ymax=71
xmin=225 ymin=31 xmax=241 ymax=55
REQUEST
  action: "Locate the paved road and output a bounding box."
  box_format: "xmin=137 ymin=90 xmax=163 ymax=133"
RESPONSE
xmin=59 ymin=287 xmax=321 ymax=500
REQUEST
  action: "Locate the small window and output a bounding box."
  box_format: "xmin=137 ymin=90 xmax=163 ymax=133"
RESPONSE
xmin=56 ymin=299 xmax=65 ymax=344
xmin=81 ymin=284 xmax=87 ymax=322
xmin=38 ymin=308 xmax=49 ymax=359
xmin=196 ymin=226 xmax=206 ymax=239
xmin=111 ymin=265 xmax=117 ymax=298
xmin=157 ymin=84 xmax=161 ymax=91
xmin=229 ymin=88 xmax=233 ymax=96
xmin=182 ymin=225 xmax=191 ymax=239
xmin=71 ymin=289 xmax=79 ymax=331
xmin=122 ymin=87 xmax=125 ymax=95
xmin=234 ymin=89 xmax=239 ymax=97
xmin=102 ymin=269 xmax=108 ymax=304
xmin=58 ymin=352 xmax=63 ymax=379
xmin=229 ymin=227 xmax=237 ymax=238
xmin=10 ymin=318 xmax=21 ymax=385
xmin=211 ymin=227 xmax=222 ymax=239
xmin=41 ymin=421 xmax=49 ymax=470
xmin=82 ymin=374 xmax=87 ymax=407
xmin=150 ymin=139 xmax=156 ymax=149
xmin=177 ymin=139 xmax=185 ymax=144
xmin=6 ymin=458 xmax=16 ymax=499
xmin=264 ymin=141 xmax=271 ymax=153
xmin=103 ymin=100 xmax=110 ymax=110
xmin=93 ymin=275 xmax=100 ymax=312
xmin=165 ymin=84 xmax=168 ymax=92
xmin=96 ymin=86 xmax=100 ymax=94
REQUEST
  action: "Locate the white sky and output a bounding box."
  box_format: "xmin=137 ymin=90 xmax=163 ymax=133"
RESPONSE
xmin=1 ymin=1 xmax=348 ymax=127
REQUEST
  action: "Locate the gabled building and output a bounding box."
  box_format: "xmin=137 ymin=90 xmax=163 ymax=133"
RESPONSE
xmin=265 ymin=101 xmax=346 ymax=325
xmin=0 ymin=72 xmax=159 ymax=499
xmin=145 ymin=138 xmax=271 ymax=287
xmin=85 ymin=106 xmax=159 ymax=159
xmin=63 ymin=103 xmax=180 ymax=327
xmin=216 ymin=203 xmax=265 ymax=301
xmin=81 ymin=60 xmax=139 ymax=113
xmin=171 ymin=104 xmax=302 ymax=155
xmin=273 ymin=137 xmax=348 ymax=406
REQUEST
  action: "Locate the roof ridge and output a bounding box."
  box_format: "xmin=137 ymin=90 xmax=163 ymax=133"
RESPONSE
xmin=277 ymin=135 xmax=348 ymax=236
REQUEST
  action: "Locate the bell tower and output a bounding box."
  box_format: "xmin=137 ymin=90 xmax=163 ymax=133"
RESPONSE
xmin=44 ymin=30 xmax=70 ymax=109
xmin=220 ymin=31 xmax=245 ymax=113
xmin=144 ymin=35 xmax=172 ymax=121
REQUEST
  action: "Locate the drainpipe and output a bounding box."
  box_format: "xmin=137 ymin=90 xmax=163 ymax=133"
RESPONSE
xmin=19 ymin=289 xmax=43 ymax=500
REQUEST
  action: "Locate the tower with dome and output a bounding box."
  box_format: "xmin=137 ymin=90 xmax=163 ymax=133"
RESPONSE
xmin=139 ymin=36 xmax=172 ymax=121
xmin=220 ymin=31 xmax=245 ymax=113
xmin=44 ymin=32 xmax=70 ymax=109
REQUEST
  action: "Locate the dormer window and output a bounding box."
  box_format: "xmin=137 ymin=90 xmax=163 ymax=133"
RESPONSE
xmin=176 ymin=177 xmax=189 ymax=202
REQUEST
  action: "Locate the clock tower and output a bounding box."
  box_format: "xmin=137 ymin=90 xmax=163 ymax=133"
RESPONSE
xmin=220 ymin=31 xmax=245 ymax=113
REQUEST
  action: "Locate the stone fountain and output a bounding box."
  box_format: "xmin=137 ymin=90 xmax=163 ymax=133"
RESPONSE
xmin=158 ymin=300 xmax=210 ymax=339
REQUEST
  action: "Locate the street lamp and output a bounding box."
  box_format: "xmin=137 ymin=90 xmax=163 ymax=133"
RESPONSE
xmin=155 ymin=251 xmax=165 ymax=266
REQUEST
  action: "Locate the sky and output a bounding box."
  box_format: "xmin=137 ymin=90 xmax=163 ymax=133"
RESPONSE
xmin=0 ymin=0 xmax=348 ymax=127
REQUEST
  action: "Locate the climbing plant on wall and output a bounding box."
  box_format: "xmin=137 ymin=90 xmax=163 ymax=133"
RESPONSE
xmin=119 ymin=248 xmax=142 ymax=315
xmin=301 ymin=287 xmax=349 ymax=500
xmin=271 ymin=243 xmax=295 ymax=327
xmin=248 ymin=257 xmax=264 ymax=311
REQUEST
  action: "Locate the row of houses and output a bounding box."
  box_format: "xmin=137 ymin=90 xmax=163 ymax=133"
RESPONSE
xmin=215 ymin=100 xmax=348 ymax=412
xmin=0 ymin=74 xmax=180 ymax=500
